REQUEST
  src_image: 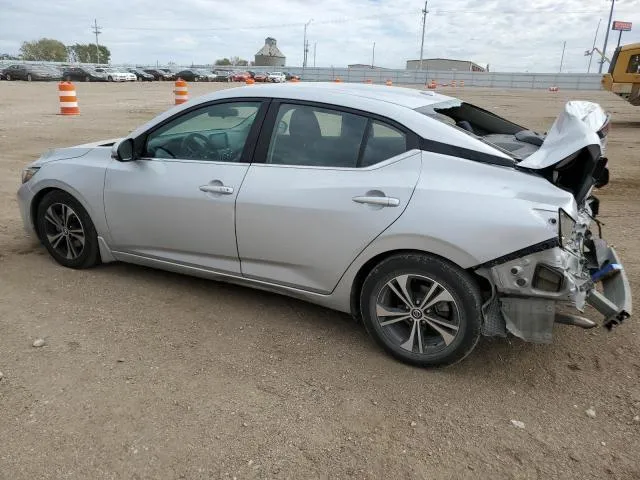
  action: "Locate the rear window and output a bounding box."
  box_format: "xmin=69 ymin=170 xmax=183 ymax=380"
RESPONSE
xmin=628 ymin=54 xmax=640 ymax=74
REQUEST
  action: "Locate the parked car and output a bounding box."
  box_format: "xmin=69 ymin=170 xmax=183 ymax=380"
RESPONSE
xmin=284 ymin=72 xmax=300 ymax=81
xmin=158 ymin=68 xmax=177 ymax=80
xmin=212 ymin=70 xmax=232 ymax=82
xmin=253 ymin=72 xmax=268 ymax=82
xmin=267 ymin=72 xmax=286 ymax=83
xmin=127 ymin=68 xmax=154 ymax=81
xmin=175 ymin=69 xmax=215 ymax=82
xmin=94 ymin=67 xmax=136 ymax=82
xmin=143 ymin=68 xmax=173 ymax=81
xmin=17 ymin=83 xmax=630 ymax=367
xmin=230 ymin=71 xmax=251 ymax=82
xmin=2 ymin=64 xmax=62 ymax=81
xmin=62 ymin=66 xmax=108 ymax=82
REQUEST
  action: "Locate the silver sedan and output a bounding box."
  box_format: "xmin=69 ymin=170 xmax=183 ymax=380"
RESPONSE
xmin=17 ymin=83 xmax=631 ymax=366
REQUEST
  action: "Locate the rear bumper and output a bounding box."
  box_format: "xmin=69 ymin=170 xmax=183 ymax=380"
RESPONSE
xmin=586 ymin=241 xmax=632 ymax=328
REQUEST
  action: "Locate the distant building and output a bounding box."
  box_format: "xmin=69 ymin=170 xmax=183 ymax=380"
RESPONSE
xmin=406 ymin=58 xmax=486 ymax=72
xmin=347 ymin=64 xmax=390 ymax=70
xmin=254 ymin=37 xmax=285 ymax=67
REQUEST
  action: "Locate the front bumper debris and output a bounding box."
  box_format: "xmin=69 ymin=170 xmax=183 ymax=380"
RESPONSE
xmin=586 ymin=240 xmax=632 ymax=329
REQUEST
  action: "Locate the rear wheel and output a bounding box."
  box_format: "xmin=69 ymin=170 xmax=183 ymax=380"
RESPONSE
xmin=6 ymin=74 xmax=11 ymax=81
xmin=27 ymin=74 xmax=32 ymax=82
xmin=36 ymin=191 xmax=100 ymax=269
xmin=360 ymin=253 xmax=482 ymax=367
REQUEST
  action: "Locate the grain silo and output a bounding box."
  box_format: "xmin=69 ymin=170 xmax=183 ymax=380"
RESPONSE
xmin=254 ymin=37 xmax=285 ymax=67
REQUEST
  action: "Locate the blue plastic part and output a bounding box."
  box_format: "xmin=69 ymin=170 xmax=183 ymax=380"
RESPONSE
xmin=591 ymin=263 xmax=622 ymax=283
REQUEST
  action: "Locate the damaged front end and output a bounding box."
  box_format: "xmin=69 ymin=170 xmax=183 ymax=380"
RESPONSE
xmin=474 ymin=102 xmax=632 ymax=343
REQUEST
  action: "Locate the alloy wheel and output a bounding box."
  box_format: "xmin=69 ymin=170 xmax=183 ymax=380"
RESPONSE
xmin=43 ymin=203 xmax=86 ymax=260
xmin=375 ymin=274 xmax=460 ymax=354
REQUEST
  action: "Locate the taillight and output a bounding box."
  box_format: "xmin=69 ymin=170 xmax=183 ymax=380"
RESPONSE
xmin=597 ymin=115 xmax=611 ymax=139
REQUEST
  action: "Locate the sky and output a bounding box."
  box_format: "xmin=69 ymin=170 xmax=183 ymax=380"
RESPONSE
xmin=0 ymin=0 xmax=639 ymax=72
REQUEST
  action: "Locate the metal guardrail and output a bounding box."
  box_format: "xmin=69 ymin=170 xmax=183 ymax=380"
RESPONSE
xmin=0 ymin=60 xmax=604 ymax=91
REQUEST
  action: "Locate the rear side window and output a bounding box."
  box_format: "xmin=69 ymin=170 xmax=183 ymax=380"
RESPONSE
xmin=266 ymin=103 xmax=409 ymax=168
xmin=628 ymin=54 xmax=640 ymax=74
xmin=267 ymin=104 xmax=367 ymax=167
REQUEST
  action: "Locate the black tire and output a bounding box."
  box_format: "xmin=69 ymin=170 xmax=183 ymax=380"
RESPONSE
xmin=108 ymin=76 xmax=113 ymax=82
xmin=36 ymin=190 xmax=100 ymax=269
xmin=360 ymin=253 xmax=482 ymax=367
xmin=85 ymin=76 xmax=90 ymax=82
xmin=27 ymin=74 xmax=32 ymax=82
xmin=6 ymin=74 xmax=11 ymax=81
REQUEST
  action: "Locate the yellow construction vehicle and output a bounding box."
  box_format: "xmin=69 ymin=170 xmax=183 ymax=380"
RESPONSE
xmin=602 ymin=43 xmax=640 ymax=106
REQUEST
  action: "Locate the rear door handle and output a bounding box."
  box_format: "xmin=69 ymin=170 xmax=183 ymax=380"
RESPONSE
xmin=199 ymin=185 xmax=234 ymax=195
xmin=352 ymin=196 xmax=400 ymax=207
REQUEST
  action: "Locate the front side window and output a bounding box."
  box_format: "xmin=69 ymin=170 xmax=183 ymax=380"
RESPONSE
xmin=628 ymin=54 xmax=640 ymax=74
xmin=145 ymin=102 xmax=261 ymax=162
xmin=267 ymin=104 xmax=368 ymax=167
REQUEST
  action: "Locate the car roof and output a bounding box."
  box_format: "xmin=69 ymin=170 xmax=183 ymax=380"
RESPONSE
xmin=199 ymin=82 xmax=454 ymax=110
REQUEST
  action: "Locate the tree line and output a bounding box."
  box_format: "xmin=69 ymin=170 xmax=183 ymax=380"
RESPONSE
xmin=16 ymin=38 xmax=111 ymax=64
xmin=12 ymin=38 xmax=252 ymax=67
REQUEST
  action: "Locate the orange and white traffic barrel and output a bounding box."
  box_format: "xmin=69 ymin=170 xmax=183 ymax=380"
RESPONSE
xmin=174 ymin=78 xmax=189 ymax=105
xmin=427 ymin=80 xmax=437 ymax=89
xmin=246 ymin=78 xmax=255 ymax=84
xmin=460 ymin=80 xmax=465 ymax=88
xmin=334 ymin=78 xmax=342 ymax=83
xmin=451 ymin=80 xmax=457 ymax=88
xmin=385 ymin=79 xmax=392 ymax=86
xmin=58 ymin=82 xmax=79 ymax=115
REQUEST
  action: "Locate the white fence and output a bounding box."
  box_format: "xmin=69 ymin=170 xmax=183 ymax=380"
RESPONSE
xmin=283 ymin=67 xmax=604 ymax=91
xmin=0 ymin=60 xmax=604 ymax=91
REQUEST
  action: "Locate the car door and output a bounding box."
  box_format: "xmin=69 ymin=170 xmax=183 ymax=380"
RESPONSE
xmin=104 ymin=100 xmax=268 ymax=274
xmin=235 ymin=101 xmax=422 ymax=293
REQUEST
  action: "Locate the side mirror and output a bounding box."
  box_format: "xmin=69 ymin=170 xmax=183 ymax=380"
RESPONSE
xmin=113 ymin=138 xmax=135 ymax=162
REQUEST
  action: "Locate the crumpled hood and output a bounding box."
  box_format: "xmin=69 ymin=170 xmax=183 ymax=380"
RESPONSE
xmin=518 ymin=101 xmax=608 ymax=170
xmin=31 ymin=138 xmax=122 ymax=166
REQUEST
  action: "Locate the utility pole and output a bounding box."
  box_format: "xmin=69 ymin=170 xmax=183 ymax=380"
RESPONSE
xmin=588 ymin=18 xmax=601 ymax=73
xmin=372 ymin=42 xmax=376 ymax=68
xmin=313 ymin=42 xmax=317 ymax=67
xmin=303 ymin=19 xmax=313 ymax=68
xmin=599 ymin=0 xmax=615 ymax=73
xmin=419 ymin=1 xmax=428 ymax=70
xmin=559 ymin=41 xmax=567 ymax=73
xmin=92 ymin=19 xmax=102 ymax=64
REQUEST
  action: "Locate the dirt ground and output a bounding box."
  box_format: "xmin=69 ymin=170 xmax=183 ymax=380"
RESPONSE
xmin=0 ymin=81 xmax=639 ymax=480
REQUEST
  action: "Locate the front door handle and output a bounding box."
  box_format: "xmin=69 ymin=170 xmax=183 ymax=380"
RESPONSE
xmin=352 ymin=196 xmax=400 ymax=207
xmin=199 ymin=185 xmax=234 ymax=195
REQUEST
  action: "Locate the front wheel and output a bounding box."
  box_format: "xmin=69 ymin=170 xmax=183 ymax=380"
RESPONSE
xmin=27 ymin=74 xmax=32 ymax=82
xmin=6 ymin=74 xmax=11 ymax=81
xmin=360 ymin=253 xmax=482 ymax=367
xmin=36 ymin=190 xmax=100 ymax=269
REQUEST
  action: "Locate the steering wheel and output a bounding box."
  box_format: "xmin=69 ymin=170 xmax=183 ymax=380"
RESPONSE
xmin=181 ymin=132 xmax=211 ymax=159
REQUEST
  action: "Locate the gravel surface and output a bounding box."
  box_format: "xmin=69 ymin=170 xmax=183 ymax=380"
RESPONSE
xmin=1 ymin=81 xmax=639 ymax=479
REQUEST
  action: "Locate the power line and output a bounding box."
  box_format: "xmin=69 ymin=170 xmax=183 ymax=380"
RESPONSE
xmin=109 ymin=12 xmax=417 ymax=32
